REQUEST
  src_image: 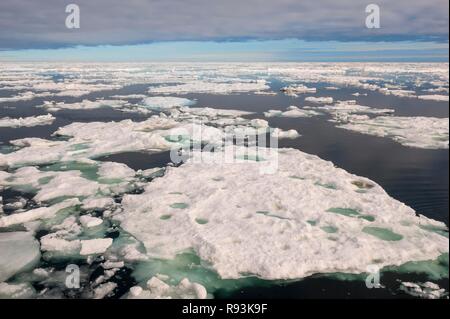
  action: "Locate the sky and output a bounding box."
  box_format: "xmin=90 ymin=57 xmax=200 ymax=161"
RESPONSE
xmin=0 ymin=0 xmax=448 ymax=62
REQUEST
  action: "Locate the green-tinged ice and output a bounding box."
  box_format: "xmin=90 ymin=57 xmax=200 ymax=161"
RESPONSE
xmin=164 ymin=135 xmax=191 ymax=144
xmin=383 ymin=253 xmax=449 ymax=280
xmin=38 ymin=176 xmax=54 ymax=185
xmin=235 ymin=155 xmax=265 ymax=162
xmin=419 ymin=224 xmax=449 ymax=238
xmin=321 ymin=226 xmax=338 ymax=233
xmin=170 ymin=203 xmax=189 ymax=209
xmin=132 ymin=252 xmax=273 ymax=296
xmin=326 ymin=207 xmax=360 ymax=217
xmin=41 ymin=161 xmax=99 ymax=181
xmin=351 ymin=180 xmax=375 ymax=189
xmin=362 ymin=226 xmax=403 ymax=241
xmin=255 ymin=211 xmax=290 ymax=220
xmin=70 ymin=143 xmax=91 ymax=151
xmin=326 ymin=207 xmax=375 ymax=222
xmin=315 ymin=182 xmax=337 ymax=190
xmin=195 ymin=218 xmax=208 ymax=225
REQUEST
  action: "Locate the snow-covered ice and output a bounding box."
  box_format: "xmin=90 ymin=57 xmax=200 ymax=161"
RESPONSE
xmin=264 ymin=106 xmax=322 ymax=118
xmin=148 ymin=80 xmax=269 ymax=95
xmin=125 ymin=277 xmax=207 ymax=299
xmin=0 ymin=232 xmax=41 ymax=282
xmin=39 ymin=99 xmax=128 ymax=112
xmin=399 ymin=281 xmax=447 ymax=299
xmin=142 ymin=97 xmax=195 ymax=110
xmin=304 ymin=96 xmax=333 ymax=104
xmin=336 ymin=115 xmax=449 ymax=149
xmin=417 ymin=95 xmax=449 ymax=102
xmin=117 ymin=146 xmax=448 ymax=280
xmin=0 ymin=62 xmax=448 ymax=299
xmin=0 ymin=114 xmax=55 ymax=128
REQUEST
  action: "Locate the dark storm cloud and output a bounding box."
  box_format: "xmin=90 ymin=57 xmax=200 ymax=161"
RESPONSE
xmin=0 ymin=0 xmax=448 ymax=49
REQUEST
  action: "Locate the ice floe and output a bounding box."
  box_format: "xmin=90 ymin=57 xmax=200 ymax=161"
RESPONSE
xmin=0 ymin=232 xmax=41 ymax=282
xmin=125 ymin=277 xmax=207 ymax=299
xmin=40 ymin=99 xmax=129 ymax=112
xmin=142 ymin=97 xmax=196 ymax=110
xmin=79 ymin=215 xmax=103 ymax=228
xmin=0 ymin=107 xmax=296 ymax=169
xmin=335 ymin=115 xmax=449 ymax=149
xmin=80 ymin=238 xmax=113 ymax=255
xmin=0 ymin=117 xmax=179 ymax=168
xmin=399 ymin=281 xmax=447 ymax=299
xmin=0 ymin=114 xmax=55 ymax=128
xmin=304 ymin=96 xmax=334 ymax=104
xmin=0 ymin=282 xmax=36 ymax=299
xmin=264 ymin=106 xmax=322 ymax=118
xmin=117 ymin=146 xmax=448 ymax=280
xmin=0 ymin=199 xmax=80 ymax=228
xmin=148 ymin=80 xmax=269 ymax=95
xmin=0 ymin=91 xmax=53 ymax=103
xmin=280 ymin=85 xmax=316 ymax=95
xmin=270 ymin=128 xmax=300 ymax=139
xmin=417 ymin=95 xmax=449 ymax=102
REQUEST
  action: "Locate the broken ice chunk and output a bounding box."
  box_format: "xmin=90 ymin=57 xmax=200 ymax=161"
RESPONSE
xmin=0 ymin=232 xmax=41 ymax=282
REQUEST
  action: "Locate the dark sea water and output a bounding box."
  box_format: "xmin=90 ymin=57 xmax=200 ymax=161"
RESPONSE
xmin=0 ymin=80 xmax=448 ymax=299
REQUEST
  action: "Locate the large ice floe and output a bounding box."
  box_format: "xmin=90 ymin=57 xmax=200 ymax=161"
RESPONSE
xmin=117 ymin=145 xmax=448 ymax=280
xmin=304 ymin=100 xmax=449 ymax=149
xmin=39 ymin=100 xmax=129 ymax=112
xmin=39 ymin=97 xmax=196 ymax=114
xmin=334 ymin=115 xmax=449 ymax=149
xmin=0 ymin=106 xmax=298 ymax=168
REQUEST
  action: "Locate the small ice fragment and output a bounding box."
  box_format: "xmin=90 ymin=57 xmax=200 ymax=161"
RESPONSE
xmin=80 ymin=238 xmax=113 ymax=255
xmin=79 ymin=215 xmax=103 ymax=228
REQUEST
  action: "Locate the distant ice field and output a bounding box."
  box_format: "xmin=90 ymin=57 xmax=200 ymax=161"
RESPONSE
xmin=0 ymin=63 xmax=448 ymax=299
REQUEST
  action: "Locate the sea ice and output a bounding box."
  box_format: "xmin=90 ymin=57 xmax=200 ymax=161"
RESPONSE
xmin=148 ymin=80 xmax=269 ymax=95
xmin=40 ymin=99 xmax=128 ymax=112
xmin=79 ymin=215 xmax=103 ymax=228
xmin=125 ymin=277 xmax=207 ymax=299
xmin=142 ymin=97 xmax=195 ymax=110
xmin=0 ymin=199 xmax=80 ymax=228
xmin=304 ymin=96 xmax=334 ymax=104
xmin=270 ymin=128 xmax=300 ymax=139
xmin=280 ymin=85 xmax=316 ymax=95
xmin=117 ymin=146 xmax=448 ymax=280
xmin=0 ymin=114 xmax=55 ymax=128
xmin=0 ymin=232 xmax=41 ymax=282
xmin=0 ymin=282 xmax=36 ymax=299
xmin=399 ymin=281 xmax=447 ymax=299
xmin=417 ymin=95 xmax=449 ymax=102
xmin=264 ymin=106 xmax=322 ymax=118
xmin=336 ymin=115 xmax=449 ymax=149
xmin=80 ymin=238 xmax=113 ymax=255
